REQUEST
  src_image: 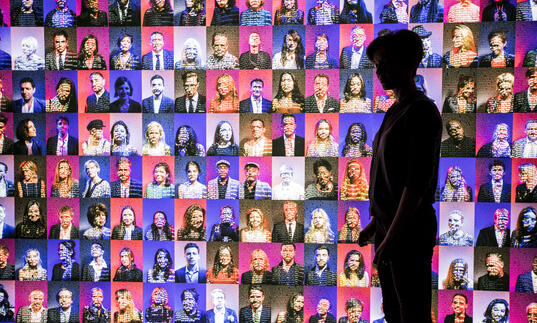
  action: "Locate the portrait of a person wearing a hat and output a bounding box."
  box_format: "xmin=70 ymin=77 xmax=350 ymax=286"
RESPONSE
xmin=412 ymin=25 xmax=442 ymax=68
xmin=82 ymin=119 xmax=111 ymax=156
xmin=239 ymin=161 xmax=271 ymax=200
xmin=207 ymin=159 xmax=240 ymax=199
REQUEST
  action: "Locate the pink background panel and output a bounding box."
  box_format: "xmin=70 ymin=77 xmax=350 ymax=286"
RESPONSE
xmin=110 ymin=240 xmax=144 ymax=275
xmin=110 ymin=198 xmax=143 ymax=229
xmin=141 ymin=27 xmax=175 ymax=54
xmin=110 ymin=282 xmax=144 ymax=315
xmin=142 ymin=156 xmax=175 ymax=196
xmin=337 ymin=244 xmax=372 ymax=286
xmin=77 ymin=70 xmax=110 ymax=113
xmin=238 ymin=156 xmax=272 ymax=184
xmin=239 ymin=70 xmax=273 ymax=101
xmin=304 ymin=69 xmax=339 ymax=98
xmin=304 ymin=113 xmax=339 ymax=150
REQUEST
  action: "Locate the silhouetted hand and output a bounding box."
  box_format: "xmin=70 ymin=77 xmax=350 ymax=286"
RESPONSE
xmin=358 ymin=220 xmax=375 ymax=247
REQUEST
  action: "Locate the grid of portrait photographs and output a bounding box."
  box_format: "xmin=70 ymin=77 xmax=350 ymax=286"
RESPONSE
xmin=0 ymin=0 xmax=535 ymax=322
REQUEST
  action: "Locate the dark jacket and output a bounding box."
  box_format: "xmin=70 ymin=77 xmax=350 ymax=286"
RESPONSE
xmin=305 ymin=266 xmax=337 ymax=286
xmin=111 ymin=179 xmax=143 ymax=198
xmin=46 ymin=135 xmax=79 ymax=155
xmin=271 ymin=261 xmax=304 ymax=285
xmin=409 ymin=1 xmax=443 ymax=22
xmin=477 ymin=181 xmax=511 ymax=203
xmin=443 ymin=313 xmax=472 ymax=323
xmin=239 ymin=97 xmax=272 ymax=113
xmin=13 ymin=140 xmax=43 ymax=155
xmin=142 ymin=96 xmax=174 ymax=113
xmin=113 ymin=265 xmax=143 ymax=282
xmin=45 ymin=51 xmax=79 ymax=70
xmin=0 ymin=223 xmax=14 ymax=238
xmin=0 ymin=137 xmax=13 ymax=155
xmin=340 ymin=46 xmax=373 ymax=69
xmin=175 ymin=95 xmax=207 ymax=113
xmin=478 ymin=53 xmax=515 ymax=67
xmin=109 ymin=99 xmax=142 ymax=113
xmin=11 ymin=8 xmax=44 ymax=26
xmin=523 ymin=49 xmax=537 ymax=67
xmin=304 ymin=95 xmax=339 ymax=113
xmin=271 ymin=221 xmax=304 ymax=242
xmin=174 ymin=266 xmax=207 ymax=283
xmin=239 ymin=306 xmax=271 ymax=323
xmin=85 ymin=91 xmax=110 ymax=113
xmin=13 ymin=98 xmax=45 ymax=113
xmin=477 ymin=273 xmax=509 ymax=291
xmin=515 ymin=272 xmax=535 ymax=293
xmin=240 ymin=270 xmax=273 ymax=284
xmin=239 ymin=51 xmax=272 ymax=70
xmin=49 ymin=224 xmax=80 ymax=239
xmin=48 ymin=307 xmax=79 ymax=323
xmin=482 ymin=1 xmax=515 ymax=21
xmin=309 ymin=313 xmax=336 ymax=323
xmin=141 ymin=50 xmax=174 ymax=70
xmin=475 ymin=225 xmax=510 ymax=247
xmin=111 ymin=225 xmax=143 ymax=240
xmin=0 ymin=264 xmax=15 ymax=280
xmin=51 ymin=262 xmax=80 ymax=281
xmin=109 ymin=1 xmax=141 ymax=25
xmin=514 ymin=90 xmax=536 ymax=113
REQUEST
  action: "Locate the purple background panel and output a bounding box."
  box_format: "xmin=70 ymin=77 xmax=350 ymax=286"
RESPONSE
xmin=78 ymin=155 xmax=111 ymax=194
xmin=206 ymin=70 xmax=240 ymax=111
xmin=513 ymin=67 xmax=533 ymax=93
xmin=238 ymin=156 xmax=272 ymax=185
xmin=515 ymin=22 xmax=537 ymax=67
xmin=509 ymin=248 xmax=537 ymax=292
xmin=438 ymin=157 xmax=476 ymax=193
xmin=475 ymin=113 xmax=513 ymax=153
xmin=173 ymin=283 xmax=207 ymax=315
xmin=206 ymin=199 xmax=240 ymax=240
xmin=109 ymin=70 xmax=143 ymax=107
xmin=303 ymin=286 xmax=338 ymax=320
xmin=338 ymin=0 xmax=374 ymax=19
xmin=438 ymin=246 xmax=475 ymax=290
xmin=76 ymin=27 xmax=110 ymax=68
xmin=12 ymin=71 xmax=46 ymax=101
xmin=271 ymin=113 xmax=305 ymax=139
xmin=0 ymin=28 xmax=11 ymax=53
xmin=473 ymin=203 xmax=511 ymax=242
xmin=176 ymin=157 xmax=207 ymax=185
xmin=510 ymin=292 xmax=537 ymax=322
xmin=77 ymin=71 xmax=110 ymax=111
xmin=46 ymin=239 xmax=80 ymax=280
xmin=305 ymin=69 xmax=339 ymax=98
xmin=15 ymin=281 xmax=48 ymax=309
xmin=174 ymin=113 xmax=207 ymax=153
xmin=438 ymin=202 xmax=475 ymax=242
xmin=0 ymin=281 xmax=14 ymax=311
xmin=79 ymin=282 xmax=111 ymax=314
xmin=142 ymin=198 xmax=176 ymax=236
xmin=238 ymin=242 xmax=283 ymax=280
xmin=239 ymin=70 xmax=273 ymax=102
xmin=239 ymin=26 xmax=273 ymax=59
xmin=477 ymin=22 xmax=515 ymax=58
xmin=110 ymin=198 xmax=143 ymax=231
xmin=337 ymin=200 xmax=370 ymax=232
xmin=338 ymin=114 xmax=381 ymax=156
xmin=475 ymin=158 xmax=512 ymax=192
xmin=437 ymin=290 xmax=473 ymax=321
xmin=336 ymin=287 xmax=370 ymax=322
xmin=206 ymin=156 xmax=240 ymax=183
xmin=0 ymin=154 xmax=14 ymax=182
xmin=110 ymin=156 xmax=143 ymax=183
xmin=472 ymin=291 xmax=509 ymax=323
xmin=415 ymin=68 xmax=443 ymax=110
xmin=79 ymin=240 xmax=110 ymax=273
xmin=206 ymin=114 xmax=241 ymax=147
xmin=46 ymin=196 xmax=80 ymax=232
xmin=304 ymin=25 xmax=339 ymax=62
xmin=45 ymin=113 xmax=79 ymax=145
xmin=142 ymin=240 xmax=175 ymax=281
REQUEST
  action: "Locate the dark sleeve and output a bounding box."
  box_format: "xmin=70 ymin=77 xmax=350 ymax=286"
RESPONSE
xmin=404 ymin=99 xmax=442 ymax=194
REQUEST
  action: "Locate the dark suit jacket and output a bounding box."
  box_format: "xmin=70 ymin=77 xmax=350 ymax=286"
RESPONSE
xmin=239 ymin=306 xmax=271 ymax=323
xmin=271 ymin=262 xmax=304 ymax=285
xmin=13 ymin=140 xmax=43 ymax=155
xmin=477 ymin=181 xmax=511 ymax=203
xmin=340 ymin=46 xmax=373 ymax=69
xmin=514 ymin=90 xmax=535 ymax=112
xmin=51 ymin=262 xmax=80 ymax=281
xmin=46 ymin=135 xmax=79 ymax=155
xmin=109 ymin=99 xmax=142 ymax=113
xmin=0 ymin=50 xmax=11 ymax=70
xmin=515 ymin=272 xmax=535 ymax=292
xmin=48 ymin=224 xmax=80 ymax=239
xmin=175 ymin=94 xmax=207 ymax=113
xmin=175 ymin=266 xmax=207 ymax=283
xmin=142 ymin=96 xmax=174 ymax=113
xmin=309 ymin=313 xmax=336 ymax=323
xmin=1 ymin=223 xmax=14 ymax=238
xmin=13 ymin=98 xmax=45 ymax=113
xmin=240 ymin=270 xmax=273 ymax=284
xmin=0 ymin=136 xmax=13 ymax=154
xmin=304 ymin=95 xmax=339 ymax=113
xmin=47 ymin=307 xmax=79 ymax=323
xmin=516 ymin=0 xmax=534 ymax=21
xmin=108 ymin=1 xmax=141 ymax=25
xmin=477 ymin=273 xmax=509 ymax=291
xmin=81 ymin=265 xmax=111 ymax=281
xmin=272 ymin=135 xmax=305 ymax=157
xmin=206 ymin=308 xmax=237 ymax=323
xmin=475 ymin=225 xmax=510 ymax=247
xmin=482 ymin=2 xmax=515 ymax=21
xmin=272 ymin=222 xmax=304 ymax=242
xmin=0 ymin=263 xmax=15 ymax=280
xmin=11 ymin=8 xmax=44 ymax=26
xmin=443 ymin=314 xmax=472 ymax=323
xmin=111 ymin=225 xmax=143 ymax=240
xmin=478 ymin=53 xmax=515 ymax=67
xmin=305 ymin=267 xmax=337 ymax=286
xmin=523 ymin=49 xmax=537 ymax=67
xmin=85 ymin=91 xmax=110 ymax=113
xmin=45 ymin=51 xmax=78 ymax=70
xmin=0 ymin=95 xmax=12 ymax=112
xmin=111 ymin=179 xmax=143 ymax=198
xmin=141 ymin=50 xmax=174 ymax=70
xmin=239 ymin=97 xmax=272 ymax=113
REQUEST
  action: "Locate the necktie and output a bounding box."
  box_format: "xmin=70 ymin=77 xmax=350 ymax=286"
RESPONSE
xmin=288 ymin=223 xmax=293 ymax=240
xmin=188 ymin=98 xmax=193 ymax=113
xmin=58 ymin=55 xmax=64 ymax=70
xmin=155 ymin=54 xmax=161 ymax=70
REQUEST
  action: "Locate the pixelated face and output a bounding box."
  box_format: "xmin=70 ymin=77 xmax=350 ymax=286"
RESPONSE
xmin=280 ymin=168 xmax=293 ymax=184
xmin=28 ymin=204 xmax=40 ymax=222
xmin=217 ymin=78 xmax=231 ymax=97
xmin=216 ymin=0 xmax=228 ymax=8
xmin=285 ymin=35 xmax=297 ymax=51
xmin=451 ymin=295 xmax=467 ymax=315
xmin=316 ymin=166 xmax=331 ymax=186
xmin=58 ymin=290 xmax=73 ymax=309
xmin=154 ymin=0 xmax=165 ymax=8
xmin=315 ymin=36 xmax=328 ymax=52
xmin=490 ymin=165 xmax=504 ymax=181
xmin=219 ymin=248 xmax=231 ymax=266
xmin=21 ymin=41 xmax=34 ymax=56
xmin=447 ymin=212 xmax=462 ymax=233
xmin=282 ymin=116 xmax=296 ymax=136
xmin=314 ymin=77 xmax=329 ymax=98
xmin=250 ymin=120 xmax=265 ymax=139
xmin=452 ymin=30 xmax=464 ymax=48
xmin=190 ymin=210 xmax=204 ymax=229
xmin=250 ymin=81 xmax=263 ymax=98
xmin=316 ymin=121 xmax=330 ymax=140
xmin=152 ymin=289 xmax=166 ymax=305
xmin=347 ymin=162 xmax=362 ymax=182
xmin=283 ymin=203 xmax=298 ymax=222
xmin=523 ymin=211 xmax=537 ymax=231
xmin=187 ymin=164 xmax=200 ymax=182
xmin=20 ymin=82 xmax=36 ymax=101
xmin=486 ymin=254 xmax=503 ymax=277
xmin=120 ymin=251 xmax=131 ymax=267
xmin=219 ymin=123 xmax=232 ymax=142
xmin=55 ymin=0 xmax=67 ymax=8
xmin=249 ymin=0 xmax=261 ymax=8
xmin=55 ymin=119 xmax=69 ymax=137
xmin=249 ymin=33 xmax=261 ymax=48
xmin=217 ymin=164 xmax=230 ymax=180
xmin=284 ymin=0 xmax=294 ymax=8
xmin=249 ymin=211 xmax=263 ymax=228
xmin=120 ymin=36 xmax=132 ymax=52
xmin=95 ymin=211 xmax=107 ymax=227
xmin=249 ymin=290 xmax=264 ymax=309
xmin=84 ymin=38 xmax=97 ymax=55
xmin=315 ymin=248 xmax=328 ymax=267
xmin=157 ymin=251 xmax=169 ymax=268
xmin=252 ymin=252 xmax=265 ymax=271
xmin=312 ymin=212 xmax=325 ymax=228
xmin=58 ymin=244 xmax=73 ymax=261
xmin=56 ymin=161 xmax=71 ymax=181
xmin=281 ymin=245 xmax=295 ymax=262
xmin=528 ymin=304 xmax=537 ymax=323
xmin=493 ymin=211 xmax=508 ymax=230
xmin=153 ymin=166 xmax=167 ymax=184
xmin=26 ymin=121 xmax=37 ymax=138
xmin=186 ymin=0 xmax=194 ymax=6
xmin=90 ymin=127 xmax=104 ymax=139
xmin=491 ymin=303 xmax=506 ymax=321
xmin=459 ymin=82 xmax=474 ymax=98
xmin=349 ymin=76 xmax=362 ymax=96
xmin=245 ymin=166 xmax=259 ymax=182
xmin=183 ymin=291 xmax=196 ymax=311
xmin=293 ymin=295 xmax=304 ymax=312
xmin=351 ymin=28 xmax=366 ymax=48
xmin=117 ymin=82 xmax=131 ymax=99
xmin=498 ymin=81 xmax=512 ymax=98
xmin=58 ymin=209 xmax=73 ymax=228
xmin=220 ymin=207 xmax=233 ymax=222
xmin=92 ymin=289 xmax=103 ymax=307
xmin=113 ymin=124 xmax=127 ymax=143
xmin=29 ymin=291 xmax=44 ymax=310
xmin=91 ymin=244 xmax=104 ymax=258
xmin=452 ymin=262 xmax=465 ymax=281
xmin=489 ymin=36 xmax=506 ymax=57
xmin=212 ymin=292 xmax=225 ymax=309
xmin=184 ymin=44 xmax=198 ymax=60
xmin=87 ymin=0 xmax=99 ymax=10
xmin=56 ymin=83 xmax=71 ymax=101
xmin=421 ymin=36 xmax=431 ymax=54
xmin=213 ymin=36 xmax=228 ymax=57
xmin=22 ymin=0 xmax=33 ymax=9
xmin=54 ymin=35 xmax=68 ymax=53
xmin=526 ymin=122 xmax=537 ymax=141
xmin=147 ymin=127 xmax=161 ymax=146
xmin=151 ymin=78 xmax=164 ymax=97
xmin=448 ymin=169 xmax=462 ymax=187
xmin=349 ymin=125 xmax=363 ymax=143
xmin=26 ymin=250 xmax=39 ymax=267
xmin=185 ymin=247 xmax=200 ymax=266
xmin=122 ymin=208 xmax=135 ymax=226
xmin=346 ymin=209 xmax=359 ymax=228
xmin=117 ymin=294 xmax=129 ymax=310
xmin=184 ymin=76 xmax=199 ymax=97
xmin=281 ymin=74 xmax=294 ymax=93
xmin=317 ymin=300 xmax=330 ymax=315
xmin=154 ymin=212 xmax=166 ymax=228
xmin=528 ymin=71 xmax=537 ymax=91
xmin=519 ymin=167 xmax=534 ymax=183
xmin=86 ymin=162 xmax=98 ymax=178
xmin=0 ymin=249 xmax=8 ymax=267
xmin=90 ymin=74 xmax=105 ymax=94
xmin=347 ymin=305 xmax=362 ymax=323
xmin=348 ymin=254 xmax=360 ymax=271
xmin=151 ymin=33 xmax=164 ymax=52
xmin=117 ymin=162 xmax=131 ymax=182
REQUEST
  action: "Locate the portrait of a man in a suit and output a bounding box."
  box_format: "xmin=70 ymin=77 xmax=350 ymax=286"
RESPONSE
xmin=304 ymin=74 xmax=339 ymax=113
xmin=0 ymin=203 xmax=13 ymax=237
xmin=47 ymin=288 xmax=79 ymax=323
xmin=239 ymin=78 xmax=271 ymax=113
xmin=515 ymin=255 xmax=537 ymax=292
xmin=239 ymin=285 xmax=271 ymax=323
xmin=108 ymin=0 xmax=142 ymax=26
xmin=13 ymin=77 xmax=45 ymax=113
xmin=85 ymin=72 xmax=110 ymax=113
xmin=206 ymin=289 xmax=238 ymax=323
xmin=16 ymin=289 xmax=47 ymax=323
xmin=142 ymin=74 xmax=174 ymax=113
xmin=48 ymin=205 xmax=80 ymax=239
xmin=46 ymin=117 xmax=79 ymax=155
xmin=175 ymin=242 xmax=207 ymax=283
xmin=475 ymin=207 xmax=510 ymax=247
xmin=514 ymin=67 xmax=537 ymax=112
xmin=45 ymin=30 xmax=78 ymax=70
xmin=110 ymin=157 xmax=143 ymax=198
xmin=340 ymin=26 xmax=373 ymax=69
xmin=477 ymin=160 xmax=511 ymax=203
xmin=272 ymin=113 xmax=305 ymax=157
xmin=175 ymin=71 xmax=206 ymax=113
xmin=142 ymin=31 xmax=174 ymax=70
